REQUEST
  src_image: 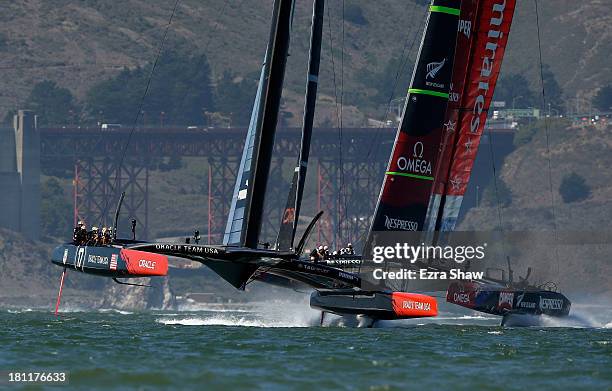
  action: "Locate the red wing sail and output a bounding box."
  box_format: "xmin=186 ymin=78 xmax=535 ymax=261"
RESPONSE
xmin=424 ymin=0 xmax=481 ymax=235
xmin=435 ymin=0 xmax=517 ymax=232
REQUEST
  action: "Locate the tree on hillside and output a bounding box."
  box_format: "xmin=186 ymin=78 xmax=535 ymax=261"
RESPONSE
xmin=344 ymin=5 xmax=368 ymax=26
xmin=559 ymin=172 xmax=591 ymax=203
xmin=593 ymin=84 xmax=612 ymax=112
xmin=484 ymin=178 xmax=512 ymax=208
xmin=85 ymin=50 xmax=215 ymax=126
xmin=40 ymin=178 xmax=72 ymax=238
xmin=493 ymin=73 xmax=536 ymax=108
xmin=541 ymin=64 xmax=564 ymax=114
xmin=215 ymin=70 xmax=257 ymax=127
xmin=25 ymin=81 xmax=80 ymax=126
xmin=358 ymin=56 xmax=414 ymax=110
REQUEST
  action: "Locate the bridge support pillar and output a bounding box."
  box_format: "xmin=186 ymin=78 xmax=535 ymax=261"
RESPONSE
xmin=15 ymin=110 xmax=40 ymax=239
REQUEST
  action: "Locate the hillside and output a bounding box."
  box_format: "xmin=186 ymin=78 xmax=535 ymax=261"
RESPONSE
xmin=0 ymin=0 xmax=610 ymax=126
xmin=460 ymin=121 xmax=612 ymax=296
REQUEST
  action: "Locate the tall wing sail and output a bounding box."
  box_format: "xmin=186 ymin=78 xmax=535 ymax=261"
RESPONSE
xmin=223 ymin=63 xmax=266 ymax=245
xmin=423 ymin=0 xmax=481 ymax=237
xmin=223 ymin=0 xmax=294 ymax=247
xmin=435 ymin=0 xmax=517 ymax=232
xmin=366 ymin=0 xmax=462 ymax=238
xmin=276 ymin=0 xmax=325 ymax=251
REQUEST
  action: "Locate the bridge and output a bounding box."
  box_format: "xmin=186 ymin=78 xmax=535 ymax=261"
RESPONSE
xmin=1 ymin=110 xmax=515 ymax=248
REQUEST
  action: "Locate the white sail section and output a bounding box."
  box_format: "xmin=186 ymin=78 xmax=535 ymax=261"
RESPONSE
xmin=223 ymin=62 xmax=266 ymax=245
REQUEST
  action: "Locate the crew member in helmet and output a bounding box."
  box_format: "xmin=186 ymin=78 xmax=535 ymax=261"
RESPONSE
xmin=309 ymin=248 xmax=320 ymax=263
xmin=73 ymin=221 xmax=83 ymax=244
xmin=90 ymin=227 xmax=99 ymax=245
xmin=345 ymin=243 xmax=355 ymax=255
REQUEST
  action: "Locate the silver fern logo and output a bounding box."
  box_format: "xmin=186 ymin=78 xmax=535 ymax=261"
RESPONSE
xmin=426 ymin=58 xmax=446 ymax=79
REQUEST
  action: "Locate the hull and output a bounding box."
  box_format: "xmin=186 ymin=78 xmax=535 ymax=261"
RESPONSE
xmin=446 ymin=281 xmax=571 ymax=318
xmin=51 ymin=244 xmax=168 ymax=278
xmin=310 ymin=289 xmax=438 ymax=320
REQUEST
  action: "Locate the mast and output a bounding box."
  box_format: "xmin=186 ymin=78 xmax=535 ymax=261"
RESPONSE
xmin=223 ymin=0 xmax=294 ymax=248
xmin=276 ymin=0 xmax=325 ymax=251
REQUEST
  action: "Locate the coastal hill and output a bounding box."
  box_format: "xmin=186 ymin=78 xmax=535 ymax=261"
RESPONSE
xmin=0 ymin=0 xmax=609 ymax=125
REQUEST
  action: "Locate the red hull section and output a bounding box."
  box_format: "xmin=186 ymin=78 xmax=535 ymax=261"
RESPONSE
xmin=310 ymin=290 xmax=438 ymax=320
xmin=121 ymin=249 xmax=169 ymax=277
xmin=391 ymin=292 xmax=438 ymax=318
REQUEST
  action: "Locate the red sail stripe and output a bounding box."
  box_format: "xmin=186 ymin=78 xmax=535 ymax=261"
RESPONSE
xmin=446 ymin=0 xmax=516 ymax=198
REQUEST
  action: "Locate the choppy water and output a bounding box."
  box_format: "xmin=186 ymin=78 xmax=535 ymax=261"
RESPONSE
xmin=0 ymin=303 xmax=610 ymax=390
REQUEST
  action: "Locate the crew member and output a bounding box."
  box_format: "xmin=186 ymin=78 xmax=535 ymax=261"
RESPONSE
xmin=323 ymin=245 xmax=330 ymax=260
xmin=344 ymin=243 xmax=355 ymax=255
xmin=90 ymin=226 xmax=99 ymax=245
xmin=73 ymin=221 xmax=83 ymax=244
xmin=101 ymin=227 xmax=108 ymax=245
xmin=106 ymin=227 xmax=113 ymax=244
xmin=309 ymin=248 xmax=320 ymax=263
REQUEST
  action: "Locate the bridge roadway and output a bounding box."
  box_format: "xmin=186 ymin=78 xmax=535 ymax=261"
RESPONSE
xmin=39 ymin=127 xmax=396 ymax=159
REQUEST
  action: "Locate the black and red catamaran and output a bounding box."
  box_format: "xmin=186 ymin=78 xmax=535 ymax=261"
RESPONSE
xmin=352 ymin=0 xmax=571 ymax=325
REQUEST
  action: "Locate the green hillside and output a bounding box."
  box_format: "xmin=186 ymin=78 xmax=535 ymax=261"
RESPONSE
xmin=0 ymin=0 xmax=610 ymax=126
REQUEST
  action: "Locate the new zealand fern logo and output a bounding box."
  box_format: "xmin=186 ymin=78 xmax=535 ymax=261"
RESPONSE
xmin=426 ymin=58 xmax=446 ymax=79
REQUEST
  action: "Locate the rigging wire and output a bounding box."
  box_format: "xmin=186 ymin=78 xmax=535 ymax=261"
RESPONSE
xmin=325 ymin=1 xmax=342 ymax=246
xmin=534 ymin=0 xmax=560 ymax=274
xmin=98 ymin=0 xmax=181 ymax=228
xmin=364 ymin=2 xmax=425 ymax=162
xmin=337 ymin=0 xmax=348 ymax=245
xmin=486 ymin=121 xmax=510 ymax=263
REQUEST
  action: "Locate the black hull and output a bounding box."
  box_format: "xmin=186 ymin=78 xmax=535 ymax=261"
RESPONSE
xmin=447 ymin=281 xmax=571 ymax=318
xmin=51 ymin=244 xmax=168 ymax=278
xmin=310 ymin=289 xmax=438 ymax=320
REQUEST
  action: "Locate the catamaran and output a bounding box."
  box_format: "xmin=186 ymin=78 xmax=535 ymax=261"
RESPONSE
xmin=350 ymin=0 xmax=571 ymax=325
xmin=51 ymin=0 xmax=438 ymax=324
xmin=51 ymin=0 xmax=570 ymax=326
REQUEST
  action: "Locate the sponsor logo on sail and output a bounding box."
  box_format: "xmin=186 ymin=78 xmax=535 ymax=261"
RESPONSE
xmin=425 ymin=58 xmax=447 ymax=89
xmin=384 ymin=215 xmax=418 ymax=231
xmin=282 ymin=207 xmax=295 ymax=224
xmin=458 ymin=20 xmax=471 ymax=38
xmin=470 ymin=1 xmax=507 ymax=134
xmin=426 ymin=58 xmax=446 ymax=79
xmin=396 ymin=142 xmax=432 ymax=176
